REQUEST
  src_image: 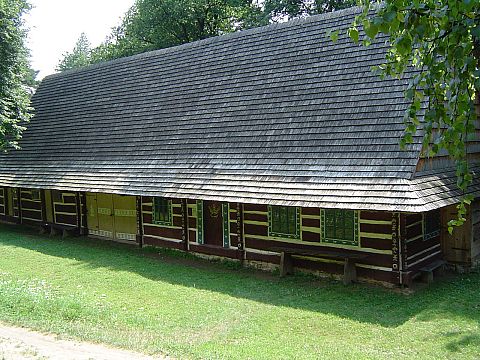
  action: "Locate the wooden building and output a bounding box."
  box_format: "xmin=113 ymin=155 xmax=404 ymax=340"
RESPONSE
xmin=0 ymin=7 xmax=479 ymax=286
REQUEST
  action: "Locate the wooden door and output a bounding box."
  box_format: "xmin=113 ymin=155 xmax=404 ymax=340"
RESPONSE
xmin=7 ymin=188 xmax=17 ymax=217
xmin=441 ymin=205 xmax=472 ymax=265
xmin=203 ymin=200 xmax=223 ymax=246
xmin=97 ymin=193 xmax=114 ymax=238
xmin=112 ymin=194 xmax=137 ymax=242
xmin=86 ymin=193 xmax=99 ymax=235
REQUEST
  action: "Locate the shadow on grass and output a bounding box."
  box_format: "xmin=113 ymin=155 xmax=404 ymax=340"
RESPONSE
xmin=443 ymin=331 xmax=480 ymax=353
xmin=1 ymin=223 xmax=479 ymax=334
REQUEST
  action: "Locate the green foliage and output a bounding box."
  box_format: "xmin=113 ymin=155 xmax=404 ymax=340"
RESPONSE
xmin=76 ymin=0 xmax=355 ymax=64
xmin=57 ymin=33 xmax=92 ymax=71
xmin=351 ymin=1 xmax=480 ymax=230
xmin=0 ymin=0 xmax=32 ymax=150
xmin=91 ymin=0 xmax=266 ymax=63
xmin=263 ymin=0 xmax=355 ymax=21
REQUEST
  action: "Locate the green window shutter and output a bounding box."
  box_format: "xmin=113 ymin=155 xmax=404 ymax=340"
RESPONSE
xmin=268 ymin=205 xmax=300 ymax=239
xmin=322 ymin=209 xmax=358 ymax=246
xmin=196 ymin=200 xmax=204 ymax=244
xmin=222 ymin=203 xmax=230 ymax=248
xmin=153 ymin=197 xmax=172 ymax=226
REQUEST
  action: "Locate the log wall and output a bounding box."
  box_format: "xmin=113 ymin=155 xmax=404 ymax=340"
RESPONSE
xmin=5 ymin=185 xmax=476 ymax=285
xmin=19 ymin=188 xmax=43 ymax=226
xmin=51 ymin=190 xmax=81 ymax=229
xmin=0 ymin=187 xmax=5 ymax=216
xmin=187 ymin=200 xmax=241 ymax=258
xmin=142 ymin=196 xmax=184 ymax=250
xmin=403 ymin=212 xmax=442 ymax=281
xmin=243 ymin=204 xmax=395 ymax=283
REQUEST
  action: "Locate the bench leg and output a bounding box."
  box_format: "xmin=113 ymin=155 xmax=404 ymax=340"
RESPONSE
xmin=280 ymin=252 xmax=293 ymax=277
xmin=421 ymin=271 xmax=434 ymax=283
xmin=343 ymin=258 xmax=357 ymax=285
xmin=434 ymin=265 xmax=445 ymax=277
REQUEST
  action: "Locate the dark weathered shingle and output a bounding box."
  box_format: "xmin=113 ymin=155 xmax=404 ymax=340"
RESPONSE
xmin=0 ymin=6 xmax=475 ymax=212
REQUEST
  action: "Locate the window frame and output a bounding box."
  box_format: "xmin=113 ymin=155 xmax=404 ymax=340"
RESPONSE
xmin=423 ymin=209 xmax=441 ymax=241
xmin=152 ymin=197 xmax=172 ymax=226
xmin=321 ymin=209 xmax=359 ymax=246
xmin=268 ymin=205 xmax=301 ymax=240
xmin=31 ymin=189 xmax=41 ymax=201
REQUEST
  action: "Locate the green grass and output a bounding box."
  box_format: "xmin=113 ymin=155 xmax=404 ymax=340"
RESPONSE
xmin=0 ymin=223 xmax=479 ymax=359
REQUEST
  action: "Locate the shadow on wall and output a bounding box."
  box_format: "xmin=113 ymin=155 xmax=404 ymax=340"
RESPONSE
xmin=0 ymin=223 xmax=479 ymax=335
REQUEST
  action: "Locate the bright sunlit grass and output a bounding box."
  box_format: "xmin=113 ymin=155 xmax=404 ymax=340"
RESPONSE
xmin=0 ymin=223 xmax=478 ymax=359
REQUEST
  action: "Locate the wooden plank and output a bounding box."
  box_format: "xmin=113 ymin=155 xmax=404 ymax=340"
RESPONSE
xmin=360 ymin=223 xmax=391 ymax=234
xmin=21 ymin=209 xmax=42 ymax=221
xmin=243 ymin=204 xmax=268 ymax=212
xmin=243 ymin=212 xmax=268 ymax=222
xmin=181 ymin=198 xmax=189 ymax=251
xmin=301 ymin=217 xmax=320 ymax=228
xmin=301 ymin=207 xmax=320 ymax=216
xmin=360 ymin=211 xmax=392 ymax=221
xmin=54 ymin=213 xmax=77 ymax=226
xmin=20 ymin=199 xmax=42 ymax=210
xmin=143 ymin=225 xmax=183 ymax=240
xmin=301 ymin=230 xmax=321 ymax=242
xmin=143 ymin=235 xmax=183 ymax=250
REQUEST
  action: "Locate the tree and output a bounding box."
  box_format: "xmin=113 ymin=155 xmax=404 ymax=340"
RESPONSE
xmin=91 ymin=0 xmax=265 ymax=63
xmin=263 ymin=0 xmax=355 ymax=21
xmin=57 ymin=32 xmax=92 ymax=71
xmin=349 ymin=1 xmax=479 ymax=229
xmin=0 ymin=0 xmax=32 ymax=150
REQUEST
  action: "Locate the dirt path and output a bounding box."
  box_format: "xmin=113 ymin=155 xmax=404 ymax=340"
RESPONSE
xmin=0 ymin=323 xmax=168 ymax=360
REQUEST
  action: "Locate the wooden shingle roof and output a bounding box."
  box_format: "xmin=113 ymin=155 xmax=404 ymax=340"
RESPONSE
xmin=0 ymin=7 xmax=477 ymax=212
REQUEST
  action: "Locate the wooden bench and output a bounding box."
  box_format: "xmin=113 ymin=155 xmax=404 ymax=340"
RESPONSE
xmin=270 ymin=247 xmax=369 ymax=285
xmin=419 ymin=259 xmax=446 ymax=283
xmin=40 ymin=223 xmax=78 ymax=238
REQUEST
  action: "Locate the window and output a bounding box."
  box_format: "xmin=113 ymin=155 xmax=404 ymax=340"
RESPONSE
xmin=31 ymin=189 xmax=41 ymax=201
xmin=268 ymin=206 xmax=300 ymax=239
xmin=424 ymin=209 xmax=441 ymax=240
xmin=153 ymin=197 xmax=172 ymax=225
xmin=321 ymin=209 xmax=358 ymax=245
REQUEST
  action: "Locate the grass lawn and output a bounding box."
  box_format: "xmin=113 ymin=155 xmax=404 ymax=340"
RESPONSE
xmin=0 ymin=223 xmax=478 ymax=359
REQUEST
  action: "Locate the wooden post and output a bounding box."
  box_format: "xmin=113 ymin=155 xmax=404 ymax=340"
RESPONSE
xmin=4 ymin=187 xmax=9 ymax=219
xmin=343 ymin=258 xmax=357 ymax=285
xmin=181 ymin=199 xmax=189 ymax=251
xmin=37 ymin=189 xmax=48 ymax=234
xmin=17 ymin=188 xmax=22 ymax=224
xmin=75 ymin=191 xmax=81 ymax=235
xmin=136 ymin=195 xmax=144 ymax=248
xmin=237 ymin=202 xmax=245 ymax=263
xmin=81 ymin=192 xmax=87 ymax=235
xmin=40 ymin=189 xmax=47 ymax=223
xmin=399 ymin=213 xmax=408 ymax=286
xmin=279 ymin=252 xmax=293 ymax=277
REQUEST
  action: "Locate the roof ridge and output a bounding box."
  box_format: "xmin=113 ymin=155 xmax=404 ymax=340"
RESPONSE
xmin=44 ymin=6 xmax=362 ymax=80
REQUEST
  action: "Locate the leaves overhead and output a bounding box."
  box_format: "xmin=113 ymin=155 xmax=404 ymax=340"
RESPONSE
xmin=57 ymin=32 xmax=92 ymax=72
xmin=90 ymin=0 xmax=268 ymax=63
xmin=87 ymin=0 xmax=354 ymax=63
xmin=350 ymin=1 xmax=480 ymax=230
xmin=0 ymin=0 xmax=32 ymax=151
xmin=263 ymin=0 xmax=355 ymax=21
